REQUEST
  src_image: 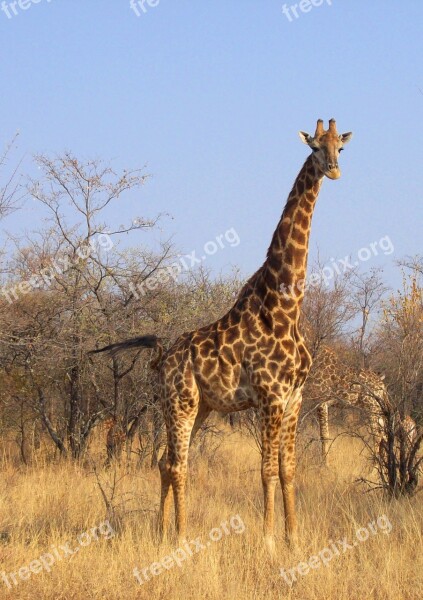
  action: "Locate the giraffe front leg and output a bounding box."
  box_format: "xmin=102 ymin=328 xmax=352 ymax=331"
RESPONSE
xmin=279 ymin=388 xmax=302 ymax=548
xmin=317 ymin=403 xmax=330 ymax=465
xmin=370 ymin=411 xmax=383 ymax=456
xmin=260 ymin=397 xmax=285 ymax=555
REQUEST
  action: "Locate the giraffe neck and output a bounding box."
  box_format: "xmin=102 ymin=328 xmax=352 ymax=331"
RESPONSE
xmin=264 ymin=154 xmax=324 ymax=302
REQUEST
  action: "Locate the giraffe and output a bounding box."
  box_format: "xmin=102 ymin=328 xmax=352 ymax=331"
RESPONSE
xmin=104 ymin=416 xmax=127 ymax=466
xmin=378 ymin=414 xmax=418 ymax=459
xmin=303 ymin=345 xmax=388 ymax=463
xmin=399 ymin=415 xmax=418 ymax=446
xmin=377 ymin=398 xmax=418 ymax=463
xmin=91 ymin=119 xmax=353 ymax=551
xmin=378 ymin=411 xmax=419 ymax=495
xmin=104 ymin=407 xmax=151 ymax=467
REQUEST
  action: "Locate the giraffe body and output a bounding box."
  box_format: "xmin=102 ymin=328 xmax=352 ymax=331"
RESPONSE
xmin=304 ymin=345 xmax=388 ymax=462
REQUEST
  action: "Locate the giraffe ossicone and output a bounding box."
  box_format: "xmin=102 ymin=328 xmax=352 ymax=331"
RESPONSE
xmin=91 ymin=119 xmax=353 ymax=552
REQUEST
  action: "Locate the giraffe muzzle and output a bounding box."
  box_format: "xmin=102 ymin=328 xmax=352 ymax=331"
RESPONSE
xmin=325 ymin=166 xmax=341 ymax=180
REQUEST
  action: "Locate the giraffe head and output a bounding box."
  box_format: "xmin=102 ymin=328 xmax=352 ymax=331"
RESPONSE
xmin=299 ymin=119 xmax=352 ymax=180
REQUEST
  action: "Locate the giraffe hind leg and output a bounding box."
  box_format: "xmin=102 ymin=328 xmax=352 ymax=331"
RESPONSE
xmin=317 ymin=403 xmax=330 ymax=464
xmin=189 ymin=401 xmax=212 ymax=446
xmin=158 ymin=392 xmax=202 ymax=544
xmin=157 ymin=447 xmax=172 ymax=543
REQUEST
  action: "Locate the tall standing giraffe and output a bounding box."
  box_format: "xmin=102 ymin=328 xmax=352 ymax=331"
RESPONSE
xmin=92 ymin=119 xmax=353 ymax=551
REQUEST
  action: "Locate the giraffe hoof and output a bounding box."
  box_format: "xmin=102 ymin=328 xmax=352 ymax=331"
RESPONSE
xmin=264 ymin=535 xmax=276 ymax=557
xmin=286 ymin=534 xmax=299 ymax=552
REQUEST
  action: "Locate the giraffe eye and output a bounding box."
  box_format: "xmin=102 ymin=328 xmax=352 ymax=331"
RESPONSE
xmin=339 ymin=148 xmax=344 ymax=152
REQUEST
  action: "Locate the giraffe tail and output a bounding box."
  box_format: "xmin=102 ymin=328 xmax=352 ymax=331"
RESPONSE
xmin=89 ymin=335 xmax=163 ymax=369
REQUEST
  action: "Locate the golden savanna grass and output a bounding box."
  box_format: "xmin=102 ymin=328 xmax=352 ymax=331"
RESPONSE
xmin=0 ymin=424 xmax=421 ymax=600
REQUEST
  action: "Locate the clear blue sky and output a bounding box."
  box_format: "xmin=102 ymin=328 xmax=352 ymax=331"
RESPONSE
xmin=1 ymin=1 xmax=422 ymax=289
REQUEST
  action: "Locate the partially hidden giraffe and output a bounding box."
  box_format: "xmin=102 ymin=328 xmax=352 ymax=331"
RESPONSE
xmin=104 ymin=416 xmax=126 ymax=466
xmin=91 ymin=119 xmax=353 ymax=552
xmin=378 ymin=409 xmax=418 ymax=465
xmin=303 ymin=345 xmax=388 ymax=463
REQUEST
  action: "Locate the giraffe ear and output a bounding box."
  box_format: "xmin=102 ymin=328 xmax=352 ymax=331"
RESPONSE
xmin=340 ymin=132 xmax=353 ymax=144
xmin=299 ymin=131 xmax=313 ymax=145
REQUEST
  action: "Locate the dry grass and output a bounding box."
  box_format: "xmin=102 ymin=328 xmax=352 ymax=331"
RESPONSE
xmin=0 ymin=427 xmax=421 ymax=600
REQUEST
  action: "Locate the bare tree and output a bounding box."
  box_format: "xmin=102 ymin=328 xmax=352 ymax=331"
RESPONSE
xmin=356 ymin=386 xmax=422 ymax=498
xmin=398 ymin=254 xmax=423 ymax=277
xmin=374 ymin=266 xmax=423 ymax=421
xmin=351 ymin=263 xmax=423 ymax=497
xmin=301 ymin=258 xmax=356 ymax=358
xmin=349 ymin=269 xmax=388 ymax=369
xmin=0 ymin=153 xmax=172 ymax=461
xmin=0 ymin=133 xmax=22 ymax=220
